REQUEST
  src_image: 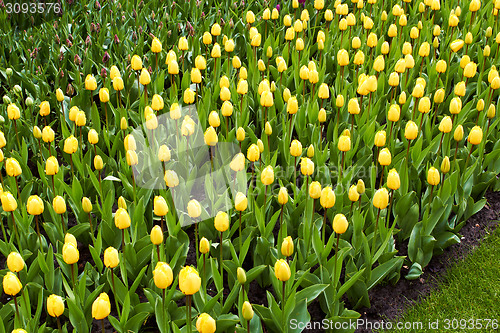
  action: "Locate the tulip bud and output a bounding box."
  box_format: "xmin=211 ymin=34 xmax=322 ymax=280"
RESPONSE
xmin=378 ymin=148 xmax=392 ymax=166
xmin=281 ymin=236 xmax=294 ymax=257
xmin=236 ymin=127 xmax=245 ymax=142
xmin=374 ymin=131 xmax=386 ymax=147
xmin=3 ymin=272 xmax=22 ymax=296
xmin=405 ymin=121 xmax=419 ymax=140
xmin=27 ymin=195 xmax=44 ymax=215
xmin=179 ymin=266 xmax=201 ymax=295
xmin=103 ymin=247 xmax=119 ymax=268
xmin=47 ymin=294 xmax=65 ymax=318
xmin=114 ymin=208 xmax=131 ymax=229
xmin=373 ymin=188 xmax=389 ymax=209
xmin=196 ymin=313 xmax=216 ymax=333
xmin=278 ymin=187 xmax=289 ymax=205
xmin=242 ymin=301 xmax=254 ymax=321
xmin=187 ymin=199 xmax=202 ymax=218
xmin=333 ymin=214 xmax=348 ymax=234
xmin=62 ymin=242 xmax=79 ymax=264
xmin=274 ymin=259 xmax=291 ymax=281
xmin=214 ymin=211 xmax=229 ymax=232
xmin=387 ymin=169 xmax=401 ymax=190
xmin=300 ymin=157 xmax=314 ymax=176
xmin=237 ymin=267 xmax=247 ymax=284
xmin=320 ymin=187 xmax=335 ymax=209
xmin=235 ymin=192 xmax=248 ymax=211
xmin=7 ymin=252 xmax=24 ymax=272
xmin=92 ymin=293 xmax=111 ymax=320
xmin=439 ymin=116 xmax=453 ymax=133
xmin=468 ymin=126 xmax=483 ymax=145
xmin=199 ymin=237 xmax=210 ymax=254
xmin=441 ymin=156 xmax=450 ymax=174
xmin=261 ymin=166 xmax=275 ymax=185
xmin=427 ymin=167 xmax=440 ymax=185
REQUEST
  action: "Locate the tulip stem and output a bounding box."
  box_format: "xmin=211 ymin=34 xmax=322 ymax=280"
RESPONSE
xmin=386 ymin=190 xmax=395 ymax=229
xmin=263 ymin=185 xmax=268 ymax=213
xmin=282 ymin=281 xmax=286 ymax=330
xmin=11 ymin=211 xmax=20 ymax=250
xmin=121 ymin=229 xmax=125 ymax=255
xmin=294 ymin=156 xmax=297 ymax=187
xmin=220 ymin=231 xmax=223 ymax=297
xmin=13 ymin=119 xmax=20 ymax=148
xmin=322 ymin=208 xmax=327 ymax=244
xmin=239 ymin=211 xmax=242 ymax=252
xmin=14 ymin=295 xmax=20 ymax=325
xmin=15 ymin=177 xmax=21 ymax=201
xmin=35 ymin=215 xmax=41 ymax=246
xmin=101 ymin=319 xmax=105 ymax=333
xmin=465 ymin=144 xmax=474 ymax=167
xmin=406 ymin=140 xmax=411 ymax=164
xmin=71 ymin=263 xmax=76 ymax=289
xmin=88 ymin=212 xmax=94 ymax=239
xmin=370 ymin=208 xmax=381 ymax=257
xmin=51 ymin=175 xmax=56 ymax=197
xmin=437 ymin=132 xmax=445 ymax=156
xmin=186 ymin=295 xmax=192 ymax=333
xmin=0 ymin=217 xmax=6 ymax=243
xmin=309 ymin=200 xmax=314 ymax=255
xmin=247 ymin=320 xmax=250 ymax=333
xmin=333 ymin=234 xmax=340 ymax=288
xmin=110 ymin=267 xmax=121 ymax=318
xmin=156 ymin=244 xmax=161 ymax=262
xmin=57 ymin=317 xmax=62 ymax=333
xmin=61 ymin=214 xmax=67 ymax=234
xmin=379 ymin=165 xmax=384 ymax=189
xmin=340 ymin=151 xmax=345 ymax=182
xmin=428 ymin=185 xmax=434 ymax=209
xmin=195 ymin=223 xmax=200 ymax=266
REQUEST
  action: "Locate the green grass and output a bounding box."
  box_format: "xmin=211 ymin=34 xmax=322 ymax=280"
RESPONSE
xmin=384 ymin=227 xmax=500 ymax=333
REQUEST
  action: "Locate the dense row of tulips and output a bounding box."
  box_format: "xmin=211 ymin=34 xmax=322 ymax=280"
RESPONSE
xmin=1 ymin=0 xmax=500 ymax=331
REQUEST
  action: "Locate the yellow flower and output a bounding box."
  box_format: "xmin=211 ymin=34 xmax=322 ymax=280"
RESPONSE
xmin=449 ymin=97 xmax=462 ymax=114
xmin=274 ymin=259 xmax=291 ymax=281
xmin=236 ymin=127 xmax=245 ymax=142
xmin=27 ymin=195 xmax=44 ymax=215
xmin=63 ymin=136 xmax=78 ymax=154
xmin=281 ymin=236 xmax=294 ymax=257
xmin=56 ymin=88 xmax=65 ymax=102
xmin=373 ymin=188 xmax=389 ymax=209
xmin=374 ymin=131 xmax=386 ymax=147
xmin=39 ymin=101 xmax=50 ymax=116
xmin=235 ymin=192 xmax=248 ymax=211
xmin=114 ymin=208 xmax=131 ymax=229
xmin=7 ymin=103 xmax=20 ymax=120
xmin=261 ymin=166 xmax=274 ymax=185
xmin=164 ymin=170 xmax=180 ymax=188
xmin=3 ymin=272 xmax=22 ymax=296
xmin=7 ymin=252 xmax=24 ymax=272
xmin=179 ymin=266 xmax=201 ymax=295
xmin=387 ymin=169 xmax=401 ymax=190
xmin=151 ymin=37 xmax=162 ymax=53
xmin=214 ymin=211 xmax=229 ymax=232
xmin=247 ymin=144 xmax=260 ymax=162
xmin=196 ymin=313 xmax=216 ymax=333
xmin=62 ymin=242 xmax=79 ymax=265
xmin=85 ymin=74 xmax=97 ymax=91
xmin=52 ymin=195 xmax=66 ymax=215
xmin=126 ymin=150 xmax=138 ymax=166
xmin=439 ymin=116 xmax=453 ymax=133
xmin=47 ymin=295 xmax=64 ymax=318
xmin=113 ymin=76 xmax=124 ymax=91
xmin=332 ymin=214 xmax=348 ymax=234
xmin=338 ymin=135 xmax=351 ymax=152
xmin=427 ymin=167 xmax=440 ymax=186
xmin=404 ymin=121 xmax=418 ymax=140
xmin=104 ymin=247 xmax=119 ymax=268
xmin=92 ymin=293 xmax=111 ymax=320
xmin=199 ymin=237 xmax=210 ymax=254
xmin=154 ymin=196 xmax=169 ymax=216
xmin=230 ymin=153 xmax=245 ymax=172
xmin=468 ymin=126 xmax=483 ymax=145
xmin=204 ymin=126 xmax=218 ymax=146
xmin=320 ymin=186 xmax=335 ymax=209
xmin=378 ymin=148 xmax=392 ymax=166
xmin=441 ymin=157 xmax=451 ymax=174
xmin=348 ymin=98 xmax=360 ymax=114
xmin=178 ymin=36 xmax=188 ymax=51
xmin=242 ymin=301 xmax=254 ymax=321
xmin=348 ymin=185 xmax=360 ymax=202
xmin=153 ymin=262 xmax=174 ymax=289
xmin=131 ymin=55 xmax=143 ymax=71
xmin=1 ymin=192 xmax=18 ymax=212
xmin=300 ymin=157 xmax=314 ymax=176
xmin=187 ymin=199 xmax=202 ymax=218
xmin=6 ymin=158 xmax=22 ymax=177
